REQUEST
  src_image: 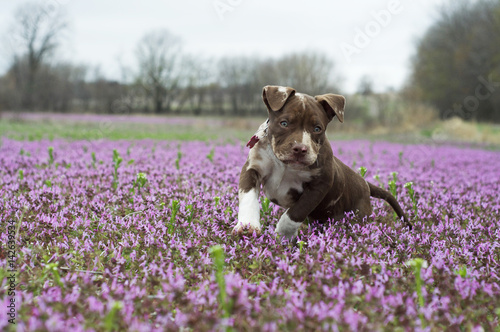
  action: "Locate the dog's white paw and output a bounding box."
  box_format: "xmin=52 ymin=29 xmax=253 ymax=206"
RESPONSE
xmin=275 ymin=211 xmax=302 ymax=241
xmin=234 ymin=188 xmax=261 ymax=236
xmin=232 ymin=224 xmax=261 ymax=236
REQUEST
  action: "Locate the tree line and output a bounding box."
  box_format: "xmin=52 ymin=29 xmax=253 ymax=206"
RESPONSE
xmin=1 ymin=0 xmax=499 ymax=123
xmin=0 ymin=2 xmax=338 ymax=116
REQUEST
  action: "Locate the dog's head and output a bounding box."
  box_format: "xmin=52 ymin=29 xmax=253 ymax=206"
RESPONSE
xmin=262 ymin=85 xmax=345 ymax=167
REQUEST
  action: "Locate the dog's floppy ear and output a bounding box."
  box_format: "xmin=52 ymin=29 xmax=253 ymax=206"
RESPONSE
xmin=315 ymin=94 xmax=345 ymax=123
xmin=262 ymin=85 xmax=296 ymax=112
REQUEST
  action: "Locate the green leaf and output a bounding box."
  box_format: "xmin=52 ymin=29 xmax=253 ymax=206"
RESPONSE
xmin=249 ymin=261 xmax=260 ymax=269
xmin=103 ymin=301 xmax=123 ymax=332
xmin=48 ymin=146 xmax=54 ymax=164
xmin=358 ymin=166 xmax=367 ymax=178
xmin=455 ymin=265 xmax=467 ymax=278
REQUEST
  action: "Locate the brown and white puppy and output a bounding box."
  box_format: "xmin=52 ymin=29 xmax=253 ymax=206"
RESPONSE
xmin=233 ymin=85 xmax=413 ymax=240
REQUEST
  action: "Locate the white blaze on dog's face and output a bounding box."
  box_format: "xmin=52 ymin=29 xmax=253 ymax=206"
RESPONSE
xmin=262 ymin=86 xmax=345 ymax=168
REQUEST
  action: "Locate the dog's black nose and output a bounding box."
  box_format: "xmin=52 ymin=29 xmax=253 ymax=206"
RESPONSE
xmin=292 ymin=144 xmax=308 ymax=155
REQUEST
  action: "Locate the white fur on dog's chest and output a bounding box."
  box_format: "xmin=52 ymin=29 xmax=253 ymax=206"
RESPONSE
xmin=249 ymin=143 xmax=317 ymax=209
xmin=263 ymin=165 xmax=312 ymax=208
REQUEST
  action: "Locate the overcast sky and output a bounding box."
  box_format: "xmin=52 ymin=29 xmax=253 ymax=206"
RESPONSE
xmin=0 ymin=0 xmax=449 ymax=93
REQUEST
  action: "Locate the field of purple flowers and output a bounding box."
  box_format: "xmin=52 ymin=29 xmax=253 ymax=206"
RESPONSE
xmin=1 ymin=137 xmax=500 ymax=331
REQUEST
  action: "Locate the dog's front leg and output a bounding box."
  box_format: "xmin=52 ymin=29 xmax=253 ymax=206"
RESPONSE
xmin=276 ymin=184 xmax=330 ymax=240
xmin=233 ymin=163 xmax=262 ymax=235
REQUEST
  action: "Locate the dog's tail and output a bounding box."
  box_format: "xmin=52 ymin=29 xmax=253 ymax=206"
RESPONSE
xmin=368 ymin=182 xmax=413 ymax=230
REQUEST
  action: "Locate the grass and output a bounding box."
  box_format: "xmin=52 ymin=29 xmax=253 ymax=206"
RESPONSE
xmin=2 ymin=113 xmax=500 ymax=150
xmin=0 ymin=119 xmax=225 ymax=141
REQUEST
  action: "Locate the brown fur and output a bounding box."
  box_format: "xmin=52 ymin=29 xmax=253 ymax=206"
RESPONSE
xmin=234 ymin=85 xmax=412 ymax=238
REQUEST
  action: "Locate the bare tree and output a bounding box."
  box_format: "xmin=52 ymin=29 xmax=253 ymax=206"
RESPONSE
xmin=35 ymin=62 xmax=83 ymax=112
xmin=215 ymin=52 xmax=342 ymax=116
xmin=7 ymin=2 xmax=68 ymax=110
xmin=177 ymin=56 xmax=214 ymax=115
xmin=134 ymin=29 xmax=182 ymax=114
xmin=274 ymin=52 xmax=339 ymax=95
xmin=217 ymin=56 xmax=259 ymax=115
xmin=357 ymin=75 xmax=374 ymax=96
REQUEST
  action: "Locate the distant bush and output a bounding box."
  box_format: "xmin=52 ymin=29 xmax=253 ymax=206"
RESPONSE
xmin=342 ymin=93 xmax=437 ymax=132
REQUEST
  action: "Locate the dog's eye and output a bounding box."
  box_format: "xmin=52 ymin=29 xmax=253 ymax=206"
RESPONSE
xmin=314 ymin=126 xmax=322 ymax=133
xmin=280 ymin=121 xmax=288 ymax=128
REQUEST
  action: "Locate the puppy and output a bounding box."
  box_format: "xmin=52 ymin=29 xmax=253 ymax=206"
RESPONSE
xmin=233 ymin=85 xmax=412 ymax=240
